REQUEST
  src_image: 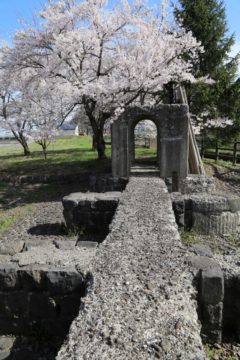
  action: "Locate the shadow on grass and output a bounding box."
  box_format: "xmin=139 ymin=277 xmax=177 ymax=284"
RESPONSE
xmin=0 ymin=155 xmax=111 ymax=177
xmin=134 ymin=156 xmax=158 ymax=166
xmin=0 ymin=147 xmax=96 ymax=161
xmin=0 ymin=158 xmax=111 ymax=211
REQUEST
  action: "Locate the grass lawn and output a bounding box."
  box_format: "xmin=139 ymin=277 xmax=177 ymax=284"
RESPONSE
xmin=203 ymin=157 xmax=240 ymax=170
xmin=0 ymin=136 xmax=112 ymax=233
xmin=134 ymin=146 xmax=157 ymax=161
xmin=0 ymin=136 xmax=111 ymax=177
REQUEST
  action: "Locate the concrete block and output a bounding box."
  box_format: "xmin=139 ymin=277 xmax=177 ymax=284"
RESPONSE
xmin=201 ymin=268 xmax=224 ymax=304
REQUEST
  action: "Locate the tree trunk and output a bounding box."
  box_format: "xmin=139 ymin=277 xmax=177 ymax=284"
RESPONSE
xmin=82 ymin=97 xmax=107 ymax=159
xmin=39 ymin=140 xmax=47 ymax=160
xmin=18 ymin=135 xmax=31 ymax=156
xmin=94 ymin=129 xmax=106 ymax=159
xmin=23 ymin=145 xmax=31 ymax=156
xmin=92 ymin=135 xmax=97 ymax=151
xmin=42 ymin=146 xmax=47 ymax=160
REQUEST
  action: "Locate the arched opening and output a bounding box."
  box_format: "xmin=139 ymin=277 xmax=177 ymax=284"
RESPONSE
xmin=111 ymin=105 xmax=189 ymax=180
xmin=133 ymin=119 xmax=158 ymax=166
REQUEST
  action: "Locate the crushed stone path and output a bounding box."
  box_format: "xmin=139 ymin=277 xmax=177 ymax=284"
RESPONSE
xmin=57 ymin=176 xmax=206 ymax=360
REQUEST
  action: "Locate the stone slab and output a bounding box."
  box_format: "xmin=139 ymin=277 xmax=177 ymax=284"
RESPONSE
xmin=187 ymin=256 xmax=219 ymax=272
xmin=190 ymin=244 xmax=213 ymax=258
xmin=53 ymin=239 xmax=77 ymax=250
xmin=0 ymin=241 xmax=25 ymax=256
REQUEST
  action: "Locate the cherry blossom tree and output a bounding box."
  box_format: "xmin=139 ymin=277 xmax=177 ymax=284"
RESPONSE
xmin=1 ymin=0 xmax=205 ymax=159
xmin=0 ymin=66 xmax=32 ymax=155
xmin=135 ymin=120 xmax=157 ymax=139
xmin=23 ymin=78 xmax=76 ymax=159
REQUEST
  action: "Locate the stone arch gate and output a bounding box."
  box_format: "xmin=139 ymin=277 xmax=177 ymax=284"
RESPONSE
xmin=111 ymin=104 xmax=189 ymax=179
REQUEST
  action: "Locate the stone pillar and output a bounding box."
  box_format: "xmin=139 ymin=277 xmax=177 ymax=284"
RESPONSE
xmin=200 ymin=268 xmax=224 ymax=343
xmin=158 ymin=105 xmax=189 ymax=180
xmin=112 ymin=123 xmax=129 ymax=178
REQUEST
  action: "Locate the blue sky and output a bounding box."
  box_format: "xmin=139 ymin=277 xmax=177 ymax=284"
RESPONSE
xmin=0 ymin=0 xmax=240 ymax=55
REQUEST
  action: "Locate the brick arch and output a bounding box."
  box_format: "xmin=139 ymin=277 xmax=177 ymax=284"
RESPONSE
xmin=111 ymin=104 xmax=189 ymax=179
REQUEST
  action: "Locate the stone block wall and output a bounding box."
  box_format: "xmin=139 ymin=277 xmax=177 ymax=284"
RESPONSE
xmin=172 ymin=193 xmax=240 ymax=235
xmin=180 ymin=175 xmax=215 ymax=194
xmin=89 ymin=175 xmax=128 ymax=193
xmin=0 ymin=264 xmax=86 ymax=336
xmin=62 ymin=192 xmax=121 ymax=237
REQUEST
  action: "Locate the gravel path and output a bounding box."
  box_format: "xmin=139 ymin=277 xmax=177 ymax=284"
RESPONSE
xmin=57 ymin=176 xmax=206 ymax=360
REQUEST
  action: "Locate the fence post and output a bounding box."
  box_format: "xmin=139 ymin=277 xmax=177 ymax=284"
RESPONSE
xmin=232 ymin=140 xmax=237 ymax=166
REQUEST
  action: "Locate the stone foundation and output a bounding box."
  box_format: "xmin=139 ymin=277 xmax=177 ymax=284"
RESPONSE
xmin=62 ymin=192 xmax=121 ymax=237
xmin=172 ymin=193 xmax=240 ymax=235
xmin=0 ymin=264 xmax=87 ymax=336
xmin=180 ymin=175 xmax=215 ymax=194
xmin=58 ymin=177 xmax=207 ymax=360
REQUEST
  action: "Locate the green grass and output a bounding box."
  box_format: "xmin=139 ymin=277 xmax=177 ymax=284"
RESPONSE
xmin=134 ymin=146 xmax=157 ymax=160
xmin=0 ymin=205 xmax=34 ymax=235
xmin=204 ymin=344 xmax=237 ymax=360
xmin=0 ymin=136 xmax=158 ymax=178
xmin=0 ymin=136 xmax=157 ymax=213
xmin=205 ymin=344 xmax=223 ymax=359
xmin=0 ymin=136 xmax=112 ymax=213
xmin=180 ymin=229 xmax=198 ymax=245
xmin=0 ymin=136 xmax=111 ymax=177
xmin=204 ymin=157 xmax=240 ymax=169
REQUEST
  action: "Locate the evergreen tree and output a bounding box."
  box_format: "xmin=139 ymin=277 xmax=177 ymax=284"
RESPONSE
xmin=175 ymin=0 xmax=239 ymax=133
xmin=176 ymin=0 xmax=234 ymax=77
